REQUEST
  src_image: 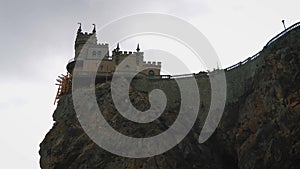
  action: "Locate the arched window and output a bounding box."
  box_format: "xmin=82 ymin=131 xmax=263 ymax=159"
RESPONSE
xmin=148 ymin=70 xmax=155 ymax=79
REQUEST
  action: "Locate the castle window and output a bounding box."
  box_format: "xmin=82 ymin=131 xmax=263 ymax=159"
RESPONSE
xmin=97 ymin=51 xmax=102 ymax=57
xmin=148 ymin=70 xmax=155 ymax=79
xmin=92 ymin=51 xmax=96 ymax=57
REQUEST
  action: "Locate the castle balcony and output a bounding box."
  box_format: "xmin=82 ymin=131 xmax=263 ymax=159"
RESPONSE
xmin=66 ymin=58 xmax=76 ymax=73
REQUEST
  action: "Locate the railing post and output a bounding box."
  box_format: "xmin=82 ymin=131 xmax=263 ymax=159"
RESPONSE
xmin=282 ymin=20 xmax=287 ymax=30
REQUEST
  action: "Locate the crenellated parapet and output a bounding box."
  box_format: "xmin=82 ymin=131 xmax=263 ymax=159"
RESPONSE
xmin=112 ymin=50 xmax=142 ymax=55
xmin=143 ymin=61 xmax=162 ymax=67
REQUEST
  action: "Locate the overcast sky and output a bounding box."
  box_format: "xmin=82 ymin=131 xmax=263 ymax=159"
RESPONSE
xmin=0 ymin=0 xmax=299 ymax=168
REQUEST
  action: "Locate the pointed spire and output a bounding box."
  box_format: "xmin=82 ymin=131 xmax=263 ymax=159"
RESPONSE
xmin=77 ymin=22 xmax=82 ymax=34
xmin=92 ymin=24 xmax=96 ymax=34
xmin=136 ymin=43 xmax=140 ymax=52
xmin=116 ymin=43 xmax=120 ymax=51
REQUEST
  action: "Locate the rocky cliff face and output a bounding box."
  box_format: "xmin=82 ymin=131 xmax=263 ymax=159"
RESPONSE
xmin=40 ymin=28 xmax=300 ymax=169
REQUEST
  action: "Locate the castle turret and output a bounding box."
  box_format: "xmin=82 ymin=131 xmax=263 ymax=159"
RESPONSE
xmin=74 ymin=24 xmax=98 ymax=60
xmin=67 ymin=24 xmax=109 ymax=74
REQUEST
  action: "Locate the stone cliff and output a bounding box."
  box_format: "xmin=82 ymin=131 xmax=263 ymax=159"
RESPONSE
xmin=40 ymin=27 xmax=300 ymax=169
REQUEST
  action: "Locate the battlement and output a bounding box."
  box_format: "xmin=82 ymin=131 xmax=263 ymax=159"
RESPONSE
xmin=96 ymin=43 xmax=109 ymax=47
xmin=75 ymin=32 xmax=97 ymax=46
xmin=112 ymin=50 xmax=140 ymax=56
xmin=77 ymin=32 xmax=95 ymax=37
xmin=84 ymin=32 xmax=93 ymax=35
xmin=143 ymin=61 xmax=162 ymax=67
xmin=121 ymin=51 xmax=136 ymax=55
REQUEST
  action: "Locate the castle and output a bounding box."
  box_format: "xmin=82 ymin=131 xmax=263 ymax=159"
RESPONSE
xmin=54 ymin=24 xmax=162 ymax=104
xmin=66 ymin=24 xmax=161 ymax=81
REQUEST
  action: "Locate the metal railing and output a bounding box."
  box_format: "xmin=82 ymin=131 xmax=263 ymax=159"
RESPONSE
xmin=266 ymin=21 xmax=300 ymax=46
xmin=224 ymin=21 xmax=300 ymax=71
xmin=149 ymin=21 xmax=300 ymax=78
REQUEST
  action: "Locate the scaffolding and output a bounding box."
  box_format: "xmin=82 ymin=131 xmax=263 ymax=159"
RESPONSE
xmin=54 ymin=73 xmax=72 ymax=105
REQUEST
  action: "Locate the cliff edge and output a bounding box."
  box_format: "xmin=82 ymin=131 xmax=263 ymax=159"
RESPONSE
xmin=40 ymin=27 xmax=300 ymax=169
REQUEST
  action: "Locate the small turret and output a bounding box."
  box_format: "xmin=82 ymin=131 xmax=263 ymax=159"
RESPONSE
xmin=92 ymin=24 xmax=96 ymax=34
xmin=136 ymin=43 xmax=140 ymax=52
xmin=113 ymin=43 xmax=121 ymax=64
xmin=77 ymin=23 xmax=82 ymax=34
xmin=116 ymin=43 xmax=120 ymax=52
